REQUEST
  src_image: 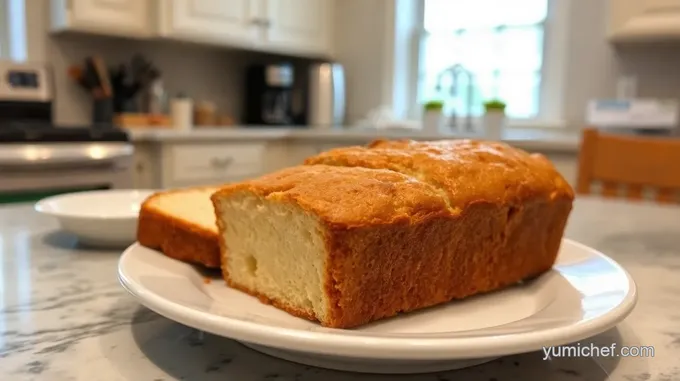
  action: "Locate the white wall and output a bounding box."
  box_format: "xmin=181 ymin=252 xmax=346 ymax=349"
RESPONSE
xmin=331 ymin=0 xmax=392 ymax=124
xmin=331 ymin=0 xmax=680 ymax=128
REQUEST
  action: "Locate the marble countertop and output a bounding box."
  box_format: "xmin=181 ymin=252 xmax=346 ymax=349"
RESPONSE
xmin=1 ymin=197 xmax=679 ymax=380
xmin=128 ymin=127 xmax=580 ymax=153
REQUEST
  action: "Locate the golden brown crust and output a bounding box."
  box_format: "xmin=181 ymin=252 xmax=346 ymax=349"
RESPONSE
xmin=305 ymin=139 xmax=574 ymax=206
xmin=137 ymin=189 xmax=221 ymax=268
xmin=212 ymin=139 xmax=575 ymax=328
xmin=211 ymin=164 xmax=451 ymax=227
xmin=324 ymin=198 xmax=572 ymax=328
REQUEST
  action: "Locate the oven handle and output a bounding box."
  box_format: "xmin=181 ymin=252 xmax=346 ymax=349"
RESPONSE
xmin=0 ymin=143 xmax=133 ymax=168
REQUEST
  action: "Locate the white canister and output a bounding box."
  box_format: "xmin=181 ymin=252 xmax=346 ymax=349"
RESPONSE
xmin=423 ymin=109 xmax=445 ymax=134
xmin=170 ymin=95 xmax=193 ymax=131
xmin=483 ymin=110 xmax=505 ymax=140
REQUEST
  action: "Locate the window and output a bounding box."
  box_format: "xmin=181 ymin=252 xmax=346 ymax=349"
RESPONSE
xmin=414 ymin=0 xmax=567 ymax=124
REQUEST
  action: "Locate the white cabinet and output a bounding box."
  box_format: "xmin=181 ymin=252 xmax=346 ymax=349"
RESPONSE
xmin=51 ymin=0 xmax=153 ymax=37
xmin=158 ymin=0 xmax=332 ymax=56
xmin=167 ymin=142 xmax=266 ymax=185
xmin=608 ymin=0 xmax=680 ymax=42
xmin=51 ymin=0 xmax=333 ymax=56
xmin=262 ymin=0 xmax=332 ymax=55
xmin=158 ymin=0 xmax=259 ymax=47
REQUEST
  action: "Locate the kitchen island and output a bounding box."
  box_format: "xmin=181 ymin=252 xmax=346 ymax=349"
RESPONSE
xmin=1 ymin=197 xmax=678 ymax=380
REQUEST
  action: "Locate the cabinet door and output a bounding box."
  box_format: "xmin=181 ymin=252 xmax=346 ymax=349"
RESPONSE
xmin=262 ymin=0 xmax=331 ymax=55
xmin=609 ymin=0 xmax=680 ymax=41
xmin=160 ymin=0 xmax=258 ymax=47
xmin=52 ymin=0 xmax=152 ymax=36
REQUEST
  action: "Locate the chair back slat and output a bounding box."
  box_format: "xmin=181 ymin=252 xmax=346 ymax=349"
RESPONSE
xmin=626 ymin=184 xmax=643 ymax=201
xmin=577 ymin=128 xmax=680 ymax=204
xmin=656 ymin=188 xmax=677 ymax=204
xmin=601 ymin=182 xmax=619 ymax=198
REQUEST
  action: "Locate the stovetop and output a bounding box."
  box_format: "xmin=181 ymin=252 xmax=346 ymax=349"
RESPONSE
xmin=0 ymin=123 xmax=130 ymax=144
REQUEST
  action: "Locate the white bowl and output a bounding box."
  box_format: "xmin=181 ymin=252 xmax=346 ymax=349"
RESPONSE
xmin=35 ymin=189 xmax=156 ymax=248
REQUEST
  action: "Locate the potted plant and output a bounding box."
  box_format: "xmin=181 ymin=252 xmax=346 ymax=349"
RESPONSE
xmin=483 ymin=99 xmax=506 ymax=139
xmin=422 ymin=100 xmax=445 ymax=134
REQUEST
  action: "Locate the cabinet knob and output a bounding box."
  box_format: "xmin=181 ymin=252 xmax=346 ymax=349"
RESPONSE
xmin=251 ymin=18 xmax=271 ymax=28
xmin=211 ymin=157 xmax=234 ymax=169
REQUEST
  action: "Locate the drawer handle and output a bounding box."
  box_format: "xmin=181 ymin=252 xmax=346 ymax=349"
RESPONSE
xmin=210 ymin=157 xmax=234 ymax=169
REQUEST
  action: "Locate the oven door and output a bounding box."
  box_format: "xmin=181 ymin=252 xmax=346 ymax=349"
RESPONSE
xmin=0 ymin=143 xmax=134 ymax=205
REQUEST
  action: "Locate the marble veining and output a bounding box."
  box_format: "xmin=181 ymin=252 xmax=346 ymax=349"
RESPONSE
xmin=1 ymin=197 xmax=679 ymax=380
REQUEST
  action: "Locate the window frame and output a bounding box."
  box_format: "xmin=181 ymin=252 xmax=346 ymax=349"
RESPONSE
xmin=0 ymin=0 xmax=10 ymax=58
xmin=394 ymin=0 xmax=571 ymax=129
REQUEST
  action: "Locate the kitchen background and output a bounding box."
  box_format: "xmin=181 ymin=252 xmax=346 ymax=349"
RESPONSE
xmin=9 ymin=0 xmax=680 ymax=127
xmin=2 ymin=0 xmax=679 ymax=198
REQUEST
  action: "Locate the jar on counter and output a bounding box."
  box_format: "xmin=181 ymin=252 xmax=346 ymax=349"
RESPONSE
xmin=194 ymin=101 xmax=217 ymax=127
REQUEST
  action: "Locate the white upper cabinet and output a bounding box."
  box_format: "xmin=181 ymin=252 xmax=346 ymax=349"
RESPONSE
xmin=609 ymin=0 xmax=680 ymax=42
xmin=157 ymin=0 xmax=259 ymax=47
xmin=261 ymin=0 xmax=332 ymax=56
xmin=51 ymin=0 xmax=153 ymax=37
xmin=50 ymin=0 xmax=333 ymax=57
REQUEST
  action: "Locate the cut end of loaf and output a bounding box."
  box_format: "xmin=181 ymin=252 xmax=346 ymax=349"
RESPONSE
xmin=144 ymin=188 xmax=219 ymax=234
xmin=137 ymin=187 xmax=222 ymax=268
xmin=213 ymin=191 xmax=330 ymax=323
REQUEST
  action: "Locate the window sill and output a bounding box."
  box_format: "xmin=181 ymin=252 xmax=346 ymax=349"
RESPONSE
xmin=348 ymin=120 xmax=580 ymax=153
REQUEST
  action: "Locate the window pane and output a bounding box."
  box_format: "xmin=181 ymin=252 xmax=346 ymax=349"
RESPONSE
xmin=496 ymin=71 xmax=541 ymax=118
xmin=424 ymin=0 xmax=548 ymax=31
xmin=497 ymin=25 xmax=544 ymax=72
xmin=419 ymin=0 xmax=547 ymax=119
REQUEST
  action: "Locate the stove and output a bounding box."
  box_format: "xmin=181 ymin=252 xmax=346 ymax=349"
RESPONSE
xmin=0 ymin=61 xmax=135 ymax=204
xmin=0 ymin=123 xmax=130 ymax=143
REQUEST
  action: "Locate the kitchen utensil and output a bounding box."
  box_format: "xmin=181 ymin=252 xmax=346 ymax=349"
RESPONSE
xmin=110 ymin=64 xmax=142 ymax=113
xmin=92 ymin=56 xmax=113 ymax=98
xmin=118 ymin=238 xmax=636 ymax=374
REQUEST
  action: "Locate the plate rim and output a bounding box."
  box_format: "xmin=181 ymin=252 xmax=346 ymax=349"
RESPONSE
xmin=118 ymin=239 xmax=638 ymax=360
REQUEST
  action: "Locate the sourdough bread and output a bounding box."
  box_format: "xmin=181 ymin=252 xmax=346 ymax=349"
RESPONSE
xmin=137 ymin=187 xmax=221 ymax=268
xmin=211 ymin=139 xmax=574 ymax=328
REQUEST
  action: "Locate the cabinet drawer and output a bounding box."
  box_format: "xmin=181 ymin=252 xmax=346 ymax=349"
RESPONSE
xmin=169 ymin=143 xmax=265 ymax=183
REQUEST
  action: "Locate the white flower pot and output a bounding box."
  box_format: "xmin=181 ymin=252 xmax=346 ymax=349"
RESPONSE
xmin=423 ymin=110 xmax=444 ymax=134
xmin=483 ymin=111 xmax=505 ymax=140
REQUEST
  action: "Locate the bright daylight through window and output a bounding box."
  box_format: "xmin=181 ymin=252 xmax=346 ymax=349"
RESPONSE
xmin=418 ymin=0 xmax=549 ymax=120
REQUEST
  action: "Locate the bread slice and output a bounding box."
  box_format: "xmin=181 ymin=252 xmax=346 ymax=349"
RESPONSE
xmin=137 ymin=187 xmax=221 ymax=268
xmin=211 ymin=140 xmax=574 ymax=329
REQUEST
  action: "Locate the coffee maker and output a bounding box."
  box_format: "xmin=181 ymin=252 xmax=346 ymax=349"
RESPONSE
xmin=244 ymin=64 xmax=295 ymax=126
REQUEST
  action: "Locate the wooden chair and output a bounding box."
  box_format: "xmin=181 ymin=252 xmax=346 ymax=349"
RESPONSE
xmin=576 ymin=128 xmax=680 ymax=204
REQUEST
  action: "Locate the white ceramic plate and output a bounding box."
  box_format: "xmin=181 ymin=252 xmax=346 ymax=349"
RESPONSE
xmin=36 ymin=189 xmax=156 ymax=248
xmin=118 ymin=239 xmax=637 ymax=374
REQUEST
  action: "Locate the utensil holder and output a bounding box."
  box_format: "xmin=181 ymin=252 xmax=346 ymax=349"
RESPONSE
xmin=93 ymin=98 xmax=114 ymax=127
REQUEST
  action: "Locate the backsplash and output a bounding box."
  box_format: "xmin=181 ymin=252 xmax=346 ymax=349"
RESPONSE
xmin=48 ymin=34 xmax=315 ymax=127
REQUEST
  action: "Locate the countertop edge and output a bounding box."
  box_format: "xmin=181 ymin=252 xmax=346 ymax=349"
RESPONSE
xmin=127 ymin=128 xmax=581 ymax=153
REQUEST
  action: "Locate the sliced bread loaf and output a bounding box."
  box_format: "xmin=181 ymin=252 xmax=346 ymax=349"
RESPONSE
xmin=137 ymin=187 xmax=221 ymax=268
xmin=210 ymin=140 xmax=574 ymax=328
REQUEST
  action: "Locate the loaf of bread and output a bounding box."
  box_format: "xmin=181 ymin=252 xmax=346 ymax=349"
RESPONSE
xmin=210 ymin=139 xmax=574 ymax=328
xmin=137 ymin=187 xmax=221 ymax=268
